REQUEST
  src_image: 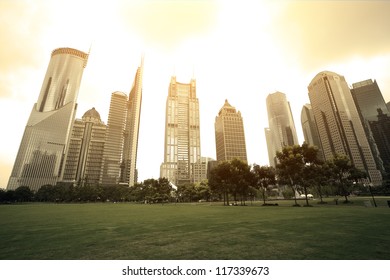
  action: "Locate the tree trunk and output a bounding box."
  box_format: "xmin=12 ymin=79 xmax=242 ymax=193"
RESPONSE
xmin=317 ymin=185 xmax=324 ymax=203
xmin=303 ymin=186 xmax=309 ymax=206
xmin=226 ymin=190 xmax=229 ymax=206
xmin=289 ymin=176 xmax=298 ymax=206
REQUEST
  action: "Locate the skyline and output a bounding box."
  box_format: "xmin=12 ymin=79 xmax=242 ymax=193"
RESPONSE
xmin=1 ymin=0 xmax=390 ymax=188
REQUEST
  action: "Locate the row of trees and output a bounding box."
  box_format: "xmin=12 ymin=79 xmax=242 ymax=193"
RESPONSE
xmin=1 ymin=143 xmax=388 ymax=205
xmin=209 ymin=143 xmax=389 ymax=206
xmin=0 ymin=178 xmax=174 ymax=204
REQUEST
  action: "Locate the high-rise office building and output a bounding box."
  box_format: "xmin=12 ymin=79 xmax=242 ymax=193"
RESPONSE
xmin=7 ymin=47 xmax=88 ymax=191
xmin=192 ymin=157 xmax=214 ymax=184
xmin=368 ymin=109 xmax=390 ymax=175
xmin=160 ymin=77 xmax=201 ymax=186
xmin=308 ymin=71 xmax=382 ymax=185
xmin=61 ymin=108 xmax=106 ymax=186
xmin=351 ymin=79 xmax=389 ymax=121
xmin=215 ymin=100 xmax=247 ymax=162
xmin=102 ymin=91 xmax=127 ymax=185
xmin=121 ymin=59 xmax=144 ymax=186
xmin=351 ymin=79 xmax=390 ymax=175
xmin=301 ymin=104 xmax=324 ymax=161
xmin=265 ymin=92 xmax=299 ymax=167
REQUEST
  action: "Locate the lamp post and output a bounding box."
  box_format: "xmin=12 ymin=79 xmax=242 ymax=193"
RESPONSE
xmin=368 ymin=183 xmax=377 ymax=207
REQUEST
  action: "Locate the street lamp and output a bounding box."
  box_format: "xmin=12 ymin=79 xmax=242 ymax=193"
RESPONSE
xmin=368 ymin=183 xmax=377 ymax=207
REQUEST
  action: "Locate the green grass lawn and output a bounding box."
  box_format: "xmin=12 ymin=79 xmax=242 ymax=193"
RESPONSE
xmin=0 ymin=197 xmax=389 ymax=260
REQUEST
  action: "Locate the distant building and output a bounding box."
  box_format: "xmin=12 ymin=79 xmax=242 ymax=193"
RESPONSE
xmin=368 ymin=109 xmax=390 ymax=175
xmin=265 ymin=92 xmax=299 ymax=167
xmin=351 ymin=79 xmax=389 ymax=175
xmin=7 ymin=48 xmax=88 ymax=191
xmin=301 ymin=104 xmax=324 ymax=161
xmin=207 ymin=160 xmax=219 ymax=180
xmin=61 ymin=108 xmax=106 ymax=186
xmin=308 ymin=71 xmax=382 ymax=185
xmin=102 ymin=92 xmax=128 ymax=186
xmin=215 ymin=100 xmax=247 ymax=162
xmin=192 ymin=157 xmax=214 ymax=184
xmin=160 ymin=77 xmax=201 ymax=186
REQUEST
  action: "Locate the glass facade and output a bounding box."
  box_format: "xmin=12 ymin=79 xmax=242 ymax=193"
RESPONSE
xmin=351 ymin=79 xmax=390 ymax=175
xmin=308 ymin=71 xmax=382 ymax=186
xmin=7 ymin=48 xmax=88 ymax=191
xmin=121 ymin=60 xmax=144 ymax=186
xmin=301 ymin=104 xmax=324 ymax=161
xmin=160 ymin=77 xmax=201 ymax=186
xmin=265 ymin=92 xmax=299 ymax=167
xmin=215 ymin=100 xmax=247 ymax=162
xmin=102 ymin=92 xmax=127 ymax=186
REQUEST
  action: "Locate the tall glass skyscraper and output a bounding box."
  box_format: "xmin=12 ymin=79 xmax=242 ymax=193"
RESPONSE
xmin=102 ymin=91 xmax=128 ymax=186
xmin=215 ymin=100 xmax=247 ymax=162
xmin=351 ymin=79 xmax=390 ymax=175
xmin=301 ymin=104 xmax=324 ymax=161
xmin=351 ymin=79 xmax=389 ymax=121
xmin=121 ymin=59 xmax=144 ymax=186
xmin=7 ymin=48 xmax=88 ymax=191
xmin=308 ymin=71 xmax=382 ymax=185
xmin=265 ymin=92 xmax=298 ymax=167
xmin=160 ymin=77 xmax=201 ymax=186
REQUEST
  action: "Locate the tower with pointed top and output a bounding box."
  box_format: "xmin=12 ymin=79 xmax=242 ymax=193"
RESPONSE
xmin=215 ymin=100 xmax=247 ymax=162
xmin=160 ymin=76 xmax=201 ymax=186
xmin=7 ymin=47 xmax=88 ymax=191
xmin=121 ymin=58 xmax=144 ymax=186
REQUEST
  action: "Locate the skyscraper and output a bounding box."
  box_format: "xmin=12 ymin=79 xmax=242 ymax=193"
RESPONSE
xmin=102 ymin=91 xmax=127 ymax=186
xmin=121 ymin=59 xmax=144 ymax=186
xmin=368 ymin=109 xmax=390 ymax=175
xmin=7 ymin=47 xmax=88 ymax=191
xmin=351 ymin=79 xmax=390 ymax=175
xmin=351 ymin=79 xmax=389 ymax=121
xmin=61 ymin=108 xmax=106 ymax=186
xmin=265 ymin=92 xmax=299 ymax=167
xmin=308 ymin=71 xmax=382 ymax=185
xmin=160 ymin=77 xmax=201 ymax=186
xmin=215 ymin=100 xmax=247 ymax=162
xmin=301 ymin=104 xmax=324 ymax=161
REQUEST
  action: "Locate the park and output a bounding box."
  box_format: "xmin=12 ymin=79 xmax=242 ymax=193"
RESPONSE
xmin=0 ymin=197 xmax=389 ymax=260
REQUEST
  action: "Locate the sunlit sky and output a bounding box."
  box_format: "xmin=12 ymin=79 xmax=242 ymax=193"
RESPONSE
xmin=1 ymin=0 xmax=390 ymax=188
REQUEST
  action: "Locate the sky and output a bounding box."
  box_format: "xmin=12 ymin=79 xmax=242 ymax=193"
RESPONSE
xmin=1 ymin=0 xmax=390 ymax=188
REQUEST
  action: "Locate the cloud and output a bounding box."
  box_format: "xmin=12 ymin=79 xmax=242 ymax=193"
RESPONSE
xmin=119 ymin=0 xmax=218 ymax=51
xmin=0 ymin=1 xmax=50 ymax=72
xmin=272 ymin=1 xmax=390 ymax=70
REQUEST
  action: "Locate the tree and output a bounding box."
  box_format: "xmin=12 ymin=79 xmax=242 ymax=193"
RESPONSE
xmin=276 ymin=145 xmax=304 ymax=206
xmin=300 ymin=143 xmax=323 ymax=206
xmin=209 ymin=159 xmax=252 ymax=206
xmin=252 ymin=165 xmax=276 ymax=205
xmin=230 ymin=158 xmax=253 ymax=205
xmin=303 ymin=162 xmax=331 ymax=204
xmin=195 ymin=180 xmax=211 ymax=202
xmin=14 ymin=186 xmax=34 ymax=202
xmin=328 ymin=154 xmax=366 ymax=203
xmin=209 ymin=161 xmax=233 ymax=206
